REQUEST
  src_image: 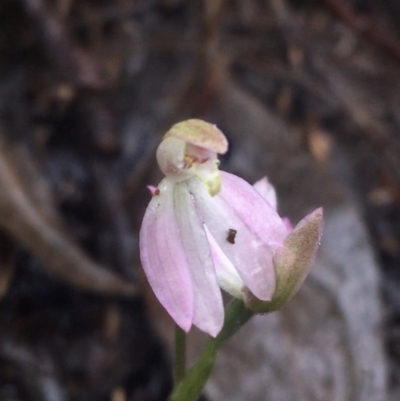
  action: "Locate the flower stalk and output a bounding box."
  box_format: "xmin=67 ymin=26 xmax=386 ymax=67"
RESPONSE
xmin=170 ymin=299 xmax=253 ymax=401
xmin=174 ymin=325 xmax=187 ymax=385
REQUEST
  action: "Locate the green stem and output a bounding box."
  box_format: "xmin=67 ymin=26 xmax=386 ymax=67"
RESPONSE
xmin=174 ymin=325 xmax=187 ymax=385
xmin=170 ymin=299 xmax=253 ymax=401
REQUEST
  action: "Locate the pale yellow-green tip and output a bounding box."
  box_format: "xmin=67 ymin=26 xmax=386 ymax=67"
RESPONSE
xmin=164 ymin=119 xmax=228 ymax=155
xmin=192 ymin=163 xmax=222 ymax=196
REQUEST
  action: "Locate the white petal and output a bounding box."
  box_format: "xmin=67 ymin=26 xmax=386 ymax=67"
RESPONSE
xmin=174 ymin=182 xmax=224 ymax=337
xmin=204 ymin=225 xmax=245 ymax=299
xmin=253 ymin=177 xmax=277 ymax=210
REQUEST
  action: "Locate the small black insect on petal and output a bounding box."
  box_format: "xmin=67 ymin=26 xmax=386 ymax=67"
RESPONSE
xmin=227 ymin=228 xmax=237 ymax=244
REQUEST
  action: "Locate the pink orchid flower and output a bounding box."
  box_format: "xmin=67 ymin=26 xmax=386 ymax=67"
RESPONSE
xmin=140 ymin=119 xmax=323 ymax=337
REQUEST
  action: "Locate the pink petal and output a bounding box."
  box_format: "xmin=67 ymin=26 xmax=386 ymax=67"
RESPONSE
xmin=139 ymin=178 xmax=194 ymax=332
xmin=253 ymin=177 xmax=277 ymax=210
xmin=174 ymin=183 xmax=224 ymax=337
xmin=188 ymin=177 xmax=276 ymax=301
xmin=147 ymin=185 xmax=157 ymax=195
xmin=219 ymin=172 xmax=288 ymax=251
xmin=282 ymin=217 xmax=293 ymax=231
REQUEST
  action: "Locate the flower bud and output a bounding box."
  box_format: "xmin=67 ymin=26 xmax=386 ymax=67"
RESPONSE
xmin=244 ymin=208 xmax=323 ymax=313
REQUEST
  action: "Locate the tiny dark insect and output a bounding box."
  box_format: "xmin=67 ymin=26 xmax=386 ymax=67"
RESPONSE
xmin=227 ymin=228 xmax=237 ymax=244
xmin=154 ymin=188 xmax=160 ymax=195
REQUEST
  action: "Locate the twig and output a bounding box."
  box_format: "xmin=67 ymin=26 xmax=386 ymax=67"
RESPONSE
xmin=24 ymin=0 xmax=104 ymax=89
xmin=320 ymin=0 xmax=400 ymax=64
xmin=0 ymin=136 xmax=137 ymax=296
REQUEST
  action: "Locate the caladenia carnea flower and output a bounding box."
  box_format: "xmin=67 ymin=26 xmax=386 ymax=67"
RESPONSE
xmin=139 ymin=119 xmax=323 ymax=337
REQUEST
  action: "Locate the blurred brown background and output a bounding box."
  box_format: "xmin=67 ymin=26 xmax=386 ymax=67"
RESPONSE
xmin=0 ymin=0 xmax=400 ymax=400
